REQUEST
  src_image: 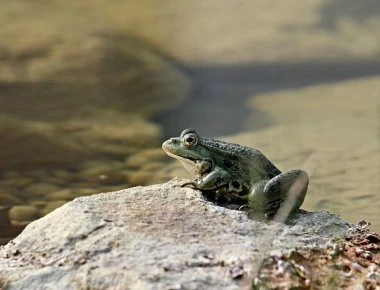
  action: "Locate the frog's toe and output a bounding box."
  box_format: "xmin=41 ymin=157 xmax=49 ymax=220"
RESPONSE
xmin=227 ymin=181 xmax=243 ymax=193
xmin=238 ymin=204 xmax=249 ymax=211
xmin=181 ymin=181 xmax=197 ymax=188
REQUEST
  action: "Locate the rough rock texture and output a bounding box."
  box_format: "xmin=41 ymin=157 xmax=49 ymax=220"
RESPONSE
xmin=0 ymin=179 xmax=352 ymax=289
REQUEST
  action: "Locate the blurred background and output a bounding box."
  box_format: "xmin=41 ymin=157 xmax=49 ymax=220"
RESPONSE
xmin=0 ymin=0 xmax=379 ymax=243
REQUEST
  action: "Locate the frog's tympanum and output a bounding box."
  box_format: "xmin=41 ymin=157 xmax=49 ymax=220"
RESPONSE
xmin=162 ymin=129 xmax=309 ymax=218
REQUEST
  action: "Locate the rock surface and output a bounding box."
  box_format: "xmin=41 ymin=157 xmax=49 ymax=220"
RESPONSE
xmin=0 ymin=179 xmax=352 ymax=289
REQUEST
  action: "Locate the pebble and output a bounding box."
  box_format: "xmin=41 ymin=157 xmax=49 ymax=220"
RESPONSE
xmin=0 ymin=193 xmax=22 ymax=205
xmin=0 ymin=170 xmax=21 ymax=178
xmin=24 ymin=170 xmax=49 ymax=179
xmin=70 ymin=188 xmax=98 ymax=198
xmin=0 ymin=177 xmax=34 ymax=188
xmin=9 ymin=205 xmax=39 ymax=222
xmin=125 ymin=168 xmax=173 ymax=186
xmin=0 ymin=149 xmax=171 ymax=223
xmin=141 ymin=162 xmax=166 ymax=172
xmin=78 ymin=160 xmax=113 ymax=173
xmin=25 ymin=182 xmax=60 ymax=196
xmin=52 ymin=170 xmax=72 ymax=179
xmin=68 ymin=181 xmax=97 ymax=188
xmin=79 ymin=172 xmax=127 ymax=185
xmin=96 ymin=186 xmax=124 ymax=193
xmin=42 ymin=176 xmax=71 ymax=186
xmin=125 ymin=148 xmax=167 ymax=168
xmin=127 ymin=171 xmax=154 ymax=186
xmin=40 ymin=200 xmax=68 ymax=216
xmin=46 ymin=189 xmax=74 ymax=201
xmin=29 ymin=200 xmax=48 ymax=209
xmin=150 ymin=174 xmax=171 ymax=185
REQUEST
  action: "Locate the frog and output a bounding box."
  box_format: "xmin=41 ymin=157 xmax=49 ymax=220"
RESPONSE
xmin=162 ymin=128 xmax=309 ymax=219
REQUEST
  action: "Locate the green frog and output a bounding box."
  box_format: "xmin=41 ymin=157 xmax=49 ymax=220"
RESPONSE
xmin=162 ymin=129 xmax=309 ymax=218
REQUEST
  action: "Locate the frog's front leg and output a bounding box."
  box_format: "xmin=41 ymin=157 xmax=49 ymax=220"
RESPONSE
xmin=181 ymin=169 xmax=232 ymax=190
xmin=248 ymin=170 xmax=309 ymax=218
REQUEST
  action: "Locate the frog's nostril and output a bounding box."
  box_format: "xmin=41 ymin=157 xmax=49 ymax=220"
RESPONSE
xmin=162 ymin=139 xmax=176 ymax=148
xmin=162 ymin=140 xmax=170 ymax=148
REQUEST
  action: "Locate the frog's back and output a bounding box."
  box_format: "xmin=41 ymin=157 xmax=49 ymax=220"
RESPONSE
xmin=201 ymin=137 xmax=281 ymax=178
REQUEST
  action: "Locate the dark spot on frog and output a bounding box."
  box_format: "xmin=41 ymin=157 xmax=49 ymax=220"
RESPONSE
xmin=231 ymin=181 xmax=241 ymax=189
xmin=223 ymin=159 xmax=233 ymax=168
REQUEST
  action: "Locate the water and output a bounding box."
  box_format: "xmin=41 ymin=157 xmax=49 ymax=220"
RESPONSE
xmin=1 ymin=0 xmax=380 ymax=244
xmin=156 ymin=60 xmax=380 ymax=137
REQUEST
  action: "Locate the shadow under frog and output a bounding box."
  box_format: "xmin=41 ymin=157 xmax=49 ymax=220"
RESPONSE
xmin=162 ymin=129 xmax=309 ymax=219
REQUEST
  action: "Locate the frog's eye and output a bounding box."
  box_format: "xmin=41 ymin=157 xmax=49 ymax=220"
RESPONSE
xmin=183 ymin=133 xmax=198 ymax=147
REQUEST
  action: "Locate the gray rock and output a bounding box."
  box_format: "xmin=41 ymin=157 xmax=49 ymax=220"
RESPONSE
xmin=0 ymin=179 xmax=352 ymax=290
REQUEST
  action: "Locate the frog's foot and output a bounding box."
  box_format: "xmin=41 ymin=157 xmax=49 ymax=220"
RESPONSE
xmin=249 ymin=170 xmax=309 ymax=219
xmin=181 ymin=181 xmax=198 ymax=188
xmin=227 ymin=181 xmax=243 ymax=193
xmin=181 ymin=178 xmax=220 ymax=190
xmin=238 ymin=204 xmax=249 ymax=211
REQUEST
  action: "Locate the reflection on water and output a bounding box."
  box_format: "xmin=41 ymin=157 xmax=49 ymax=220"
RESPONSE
xmin=1 ymin=0 xmax=380 ymax=244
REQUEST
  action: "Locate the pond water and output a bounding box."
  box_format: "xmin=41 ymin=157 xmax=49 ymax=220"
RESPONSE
xmin=1 ymin=0 xmax=380 ymax=244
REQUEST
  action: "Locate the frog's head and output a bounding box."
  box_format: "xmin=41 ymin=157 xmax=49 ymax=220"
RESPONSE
xmin=162 ymin=128 xmax=212 ymax=176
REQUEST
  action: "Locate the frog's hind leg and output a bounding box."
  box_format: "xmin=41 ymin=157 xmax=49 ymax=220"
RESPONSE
xmin=248 ymin=170 xmax=309 ymax=219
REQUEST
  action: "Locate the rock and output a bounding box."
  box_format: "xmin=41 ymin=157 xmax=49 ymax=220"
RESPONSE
xmin=28 ymin=200 xmax=47 ymax=209
xmin=141 ymin=161 xmax=167 ymax=172
xmin=0 ymin=207 xmax=27 ymax=243
xmin=70 ymin=188 xmax=98 ymax=198
xmin=52 ymin=170 xmax=73 ymax=179
xmin=23 ymin=170 xmax=50 ymax=179
xmin=125 ymin=148 xmax=168 ymax=168
xmin=126 ymin=170 xmax=168 ymax=186
xmin=40 ymin=200 xmax=69 ymax=216
xmin=0 ymin=177 xmax=34 ymax=188
xmin=46 ymin=189 xmax=74 ymax=201
xmin=0 ymin=113 xmax=163 ymax=170
xmin=59 ymin=115 xmax=163 ymax=155
xmin=0 ymin=193 xmax=22 ymax=206
xmin=0 ymin=171 xmax=21 ymax=178
xmin=0 ymin=117 xmax=90 ymax=170
xmin=8 ymin=205 xmax=39 ymax=222
xmin=25 ymin=182 xmax=60 ymax=197
xmin=0 ymin=179 xmax=353 ymax=289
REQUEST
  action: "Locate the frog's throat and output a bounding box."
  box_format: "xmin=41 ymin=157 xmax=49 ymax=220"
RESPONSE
xmin=164 ymin=151 xmax=200 ymax=176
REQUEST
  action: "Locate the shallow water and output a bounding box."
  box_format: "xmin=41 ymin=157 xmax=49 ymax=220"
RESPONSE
xmin=1 ymin=62 xmax=380 ymax=244
xmin=1 ymin=0 xmax=380 ymax=243
xmin=156 ymin=60 xmax=380 ymax=137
